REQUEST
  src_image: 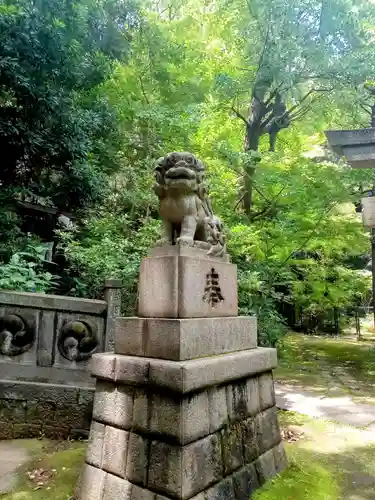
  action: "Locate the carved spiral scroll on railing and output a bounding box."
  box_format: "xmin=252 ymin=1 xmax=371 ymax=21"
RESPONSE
xmin=0 ymin=314 xmax=35 ymax=356
xmin=58 ymin=320 xmax=98 ymax=362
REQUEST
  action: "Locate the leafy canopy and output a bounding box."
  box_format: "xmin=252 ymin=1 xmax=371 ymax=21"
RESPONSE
xmin=0 ymin=0 xmax=138 ymax=210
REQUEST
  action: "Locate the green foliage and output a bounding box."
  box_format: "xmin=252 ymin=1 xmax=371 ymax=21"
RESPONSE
xmin=0 ymin=0 xmax=138 ymax=211
xmin=0 ymin=244 xmax=57 ymax=293
xmin=0 ymin=0 xmax=372 ymax=342
xmin=253 ymin=454 xmax=340 ymax=500
xmin=58 ymin=206 xmax=160 ymax=312
xmin=58 ymin=1 xmax=373 ymax=346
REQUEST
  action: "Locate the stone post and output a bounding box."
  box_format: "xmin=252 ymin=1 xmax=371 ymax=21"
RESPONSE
xmin=103 ymin=279 xmax=123 ymax=352
xmin=77 ymin=247 xmax=287 ymax=500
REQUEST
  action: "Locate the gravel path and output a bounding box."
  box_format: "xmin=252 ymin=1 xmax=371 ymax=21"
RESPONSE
xmin=276 ymin=382 xmax=375 ymax=428
xmin=0 ymin=441 xmax=29 ymax=494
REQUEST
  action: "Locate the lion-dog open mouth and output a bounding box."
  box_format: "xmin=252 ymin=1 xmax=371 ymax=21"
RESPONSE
xmin=165 ymin=165 xmax=196 ymax=181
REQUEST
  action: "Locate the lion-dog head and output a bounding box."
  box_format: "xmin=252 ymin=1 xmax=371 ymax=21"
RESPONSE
xmin=154 ymin=152 xmax=205 ymax=196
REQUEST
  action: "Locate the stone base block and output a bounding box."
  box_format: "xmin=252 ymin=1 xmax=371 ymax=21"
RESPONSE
xmin=90 ymin=348 xmax=277 ymax=394
xmin=138 ymin=249 xmax=238 ymax=318
xmin=115 ymin=316 xmax=257 ymax=360
xmin=78 ymin=445 xmax=285 ymax=500
xmin=77 ymin=351 xmax=286 ymax=500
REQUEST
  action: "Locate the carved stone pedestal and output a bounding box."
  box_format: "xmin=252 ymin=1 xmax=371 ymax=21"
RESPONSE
xmin=76 ymin=249 xmax=287 ymax=500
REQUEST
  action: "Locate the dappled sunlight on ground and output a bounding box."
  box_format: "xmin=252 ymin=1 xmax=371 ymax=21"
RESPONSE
xmin=277 ymin=412 xmax=375 ymax=500
xmin=276 ymin=384 xmax=375 ymax=427
xmin=275 ymin=331 xmax=375 ymax=404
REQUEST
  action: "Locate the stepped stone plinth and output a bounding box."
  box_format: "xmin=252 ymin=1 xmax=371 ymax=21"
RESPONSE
xmin=75 ymin=151 xmax=286 ymax=500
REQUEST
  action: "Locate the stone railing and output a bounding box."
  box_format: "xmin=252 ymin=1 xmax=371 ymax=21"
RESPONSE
xmin=0 ymin=280 xmax=122 ymax=440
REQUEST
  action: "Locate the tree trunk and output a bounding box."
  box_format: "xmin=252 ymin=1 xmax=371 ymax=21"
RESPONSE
xmin=243 ymin=124 xmax=261 ymax=215
xmin=242 ymin=97 xmax=263 ymax=215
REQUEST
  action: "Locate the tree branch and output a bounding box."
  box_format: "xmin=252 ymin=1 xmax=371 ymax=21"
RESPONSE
xmin=138 ymin=76 xmax=150 ymax=104
xmin=260 ymin=112 xmax=277 ymax=130
xmin=234 ymin=192 xmax=246 ymax=210
xmin=264 ymin=83 xmax=285 ymax=107
xmin=253 ymin=183 xmax=271 ymax=203
xmin=318 ymin=0 xmax=326 ymax=40
xmin=287 ymin=89 xmax=315 ymax=115
xmin=231 ymin=106 xmax=249 ymax=125
xmin=289 ymin=107 xmax=311 ymax=122
xmin=278 ymin=201 xmax=338 ymax=269
xmin=359 ymin=103 xmax=372 ymax=116
xmin=249 ymin=186 xmax=286 ymax=221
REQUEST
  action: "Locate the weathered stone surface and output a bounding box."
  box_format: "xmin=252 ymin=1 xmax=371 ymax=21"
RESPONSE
xmin=116 ymin=356 xmax=150 ymax=386
xmin=0 ymin=421 xmax=13 ymax=439
xmin=325 ymin=128 xmax=375 ymax=168
xmin=0 ymin=386 xmax=93 ymax=440
xmin=132 ymin=484 xmax=156 ymax=500
xmin=54 ymin=313 xmax=104 ymax=369
xmin=90 ymin=354 xmax=116 ymax=381
xmin=255 ymin=407 xmax=281 ymax=456
xmin=143 ymin=434 xmax=225 ymax=498
xmin=133 ymin=389 xmax=210 ymax=444
xmin=258 ymin=373 xmax=276 ymax=411
xmin=149 ymin=244 xmax=228 ymax=261
xmin=138 ymin=255 xmax=238 ymax=318
xmin=92 ymin=381 xmax=133 ymax=429
xmin=104 ymin=279 xmax=123 ymax=352
xmin=0 ymin=362 xmax=94 ymax=386
xmin=240 ymin=417 xmax=258 ymax=464
xmin=102 ymin=426 xmax=129 ymax=478
xmin=85 ymin=421 xmax=105 ymax=468
xmin=205 ymin=478 xmax=236 ymax=500
xmin=126 ymin=433 xmax=149 ymax=486
xmin=149 ymin=348 xmax=278 ymax=394
xmin=221 ymin=424 xmax=243 ymax=475
xmin=70 ymin=428 xmax=89 ymax=440
xmin=78 ymin=389 xmax=95 ymax=406
xmin=89 ymin=349 xmax=277 ymax=394
xmin=90 ymin=353 xmax=149 ymax=386
xmin=182 ymin=391 xmax=210 ymax=444
xmin=149 ymin=393 xmax=181 ymax=439
xmin=232 ymin=463 xmax=260 ymax=499
xmin=0 ymin=290 xmax=107 ymax=314
xmin=362 ymin=196 xmax=375 ymax=227
xmin=226 ymin=381 xmax=249 ymax=423
xmin=102 ymin=474 xmax=132 ymax=500
xmin=55 ymin=403 xmax=90 ymax=429
xmin=78 ymin=464 xmax=106 ymax=500
xmin=37 ymin=310 xmax=55 ymax=367
xmin=132 ymin=389 xmax=149 ymax=433
xmin=152 ymin=152 xmax=227 ymax=256
xmin=188 ymin=494 xmax=206 ymax=500
xmin=0 ymin=380 xmax=80 ymax=405
xmin=207 ymin=386 xmax=228 ymax=433
xmin=273 ymin=441 xmax=288 ymax=474
xmin=27 ymin=401 xmax=56 ymax=425
xmin=115 ymin=318 xmax=146 ymax=357
xmin=13 ymin=423 xmax=41 ymax=439
xmin=0 ymin=306 xmax=38 ymax=363
xmin=182 ymin=433 xmax=222 ymax=498
xmin=43 ymin=425 xmax=70 ymax=440
xmin=246 ymin=376 xmax=260 ymax=416
xmin=0 ymin=399 xmax=26 ymax=422
xmin=115 ymin=317 xmax=257 ymax=361
xmin=255 ymin=448 xmax=277 ymax=485
xmin=148 ymin=441 xmax=181 ymax=497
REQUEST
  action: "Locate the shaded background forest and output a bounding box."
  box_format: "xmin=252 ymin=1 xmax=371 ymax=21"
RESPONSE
xmin=1 ymin=0 xmax=375 ymax=345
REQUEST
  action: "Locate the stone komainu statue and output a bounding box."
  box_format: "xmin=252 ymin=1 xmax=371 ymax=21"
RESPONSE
xmin=153 ymin=152 xmax=226 ymax=258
